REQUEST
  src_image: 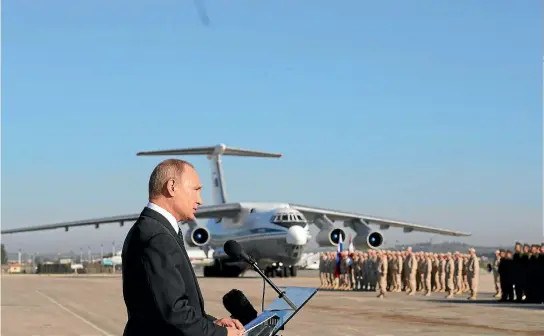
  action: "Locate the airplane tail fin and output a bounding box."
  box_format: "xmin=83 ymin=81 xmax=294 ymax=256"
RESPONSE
xmin=137 ymin=144 xmax=282 ymax=205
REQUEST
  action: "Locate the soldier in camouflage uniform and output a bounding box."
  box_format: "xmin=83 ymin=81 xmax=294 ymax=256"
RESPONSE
xmin=445 ymin=252 xmax=455 ymax=298
xmin=492 ymin=250 xmax=502 ymax=298
xmin=352 ymin=253 xmax=362 ymax=291
xmin=423 ymin=252 xmax=432 ymax=296
xmin=439 ymin=253 xmax=446 ymax=292
xmin=376 ymin=250 xmax=388 ymax=298
xmin=462 ymin=254 xmax=469 ymax=293
xmin=402 ymin=250 xmax=409 ymax=292
xmin=466 ymin=248 xmax=479 ymax=300
xmin=406 ymin=247 xmax=418 ymax=295
xmin=416 ymin=253 xmax=424 ymax=292
xmin=431 ymin=253 xmax=439 ymax=292
xmin=319 ymin=253 xmax=328 ymax=288
xmin=362 ymin=252 xmax=371 ymax=291
xmin=454 ymin=252 xmax=463 ymax=294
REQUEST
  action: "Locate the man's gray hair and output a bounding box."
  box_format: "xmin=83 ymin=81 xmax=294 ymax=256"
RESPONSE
xmin=148 ymin=159 xmax=194 ymax=198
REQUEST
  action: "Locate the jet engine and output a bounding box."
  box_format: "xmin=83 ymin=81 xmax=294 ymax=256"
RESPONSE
xmin=316 ymin=228 xmax=346 ymax=247
xmin=353 ymin=226 xmax=384 ymax=249
xmin=185 ymin=227 xmax=211 ymax=247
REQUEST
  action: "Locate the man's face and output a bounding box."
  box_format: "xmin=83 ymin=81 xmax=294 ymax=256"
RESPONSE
xmin=170 ymin=166 xmax=202 ymax=221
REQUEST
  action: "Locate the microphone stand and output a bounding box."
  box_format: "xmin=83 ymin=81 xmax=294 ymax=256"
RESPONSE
xmin=246 ymin=257 xmax=298 ymax=311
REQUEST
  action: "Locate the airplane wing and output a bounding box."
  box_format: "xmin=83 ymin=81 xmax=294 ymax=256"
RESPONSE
xmin=288 ymin=204 xmax=471 ymax=237
xmin=195 ymin=203 xmax=243 ymax=218
xmin=0 ymin=203 xmax=244 ymax=234
xmin=0 ymin=214 xmax=141 ymax=234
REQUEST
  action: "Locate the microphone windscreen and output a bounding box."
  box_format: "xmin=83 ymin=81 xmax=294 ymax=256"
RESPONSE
xmin=222 ymin=289 xmax=258 ymax=326
xmin=224 ymin=240 xmax=243 ymax=259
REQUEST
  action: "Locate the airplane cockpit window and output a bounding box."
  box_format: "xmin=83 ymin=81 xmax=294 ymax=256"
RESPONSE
xmin=270 ymin=212 xmax=308 ymax=229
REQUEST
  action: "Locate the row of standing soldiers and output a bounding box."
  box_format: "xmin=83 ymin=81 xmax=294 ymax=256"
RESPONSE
xmin=319 ymin=247 xmax=480 ymax=299
xmin=491 ymin=242 xmax=544 ymax=303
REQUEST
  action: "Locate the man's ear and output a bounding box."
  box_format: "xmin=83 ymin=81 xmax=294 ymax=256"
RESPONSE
xmin=166 ymin=179 xmax=176 ymax=196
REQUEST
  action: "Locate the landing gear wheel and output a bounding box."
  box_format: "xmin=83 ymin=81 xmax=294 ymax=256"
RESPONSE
xmin=203 ymin=259 xmax=243 ymax=277
xmin=290 ymin=266 xmax=297 ymax=277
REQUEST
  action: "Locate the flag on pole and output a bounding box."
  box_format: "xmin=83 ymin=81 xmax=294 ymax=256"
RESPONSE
xmin=348 ymin=235 xmax=355 ymax=253
xmin=334 ymin=233 xmax=344 ymax=278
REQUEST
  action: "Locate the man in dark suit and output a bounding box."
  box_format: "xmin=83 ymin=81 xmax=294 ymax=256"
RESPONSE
xmin=122 ymin=159 xmax=245 ymax=336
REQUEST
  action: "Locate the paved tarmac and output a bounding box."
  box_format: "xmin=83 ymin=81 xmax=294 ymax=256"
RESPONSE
xmin=2 ymin=271 xmax=543 ymax=336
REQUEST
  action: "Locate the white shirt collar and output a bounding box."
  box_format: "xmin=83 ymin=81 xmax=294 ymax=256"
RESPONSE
xmin=146 ymin=202 xmax=180 ymax=234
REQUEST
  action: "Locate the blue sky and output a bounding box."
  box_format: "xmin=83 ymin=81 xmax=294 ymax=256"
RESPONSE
xmin=2 ymin=0 xmax=542 ymax=254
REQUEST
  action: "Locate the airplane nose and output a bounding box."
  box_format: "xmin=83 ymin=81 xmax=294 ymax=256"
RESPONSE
xmin=286 ymin=225 xmax=308 ymax=246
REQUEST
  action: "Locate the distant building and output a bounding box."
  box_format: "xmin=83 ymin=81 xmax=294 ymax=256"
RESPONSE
xmin=8 ymin=263 xmax=21 ymax=273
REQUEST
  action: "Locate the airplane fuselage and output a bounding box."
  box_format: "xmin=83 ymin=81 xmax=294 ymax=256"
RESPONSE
xmin=196 ymin=203 xmax=311 ymax=277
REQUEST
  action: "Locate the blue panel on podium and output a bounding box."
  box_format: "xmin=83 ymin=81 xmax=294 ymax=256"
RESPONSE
xmin=243 ymin=287 xmax=318 ymax=336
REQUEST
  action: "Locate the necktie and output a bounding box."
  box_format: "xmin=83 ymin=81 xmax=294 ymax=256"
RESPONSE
xmin=177 ymin=229 xmax=185 ymax=247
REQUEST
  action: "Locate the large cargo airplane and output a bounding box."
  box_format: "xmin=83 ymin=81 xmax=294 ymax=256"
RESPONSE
xmin=1 ymin=144 xmax=470 ymax=278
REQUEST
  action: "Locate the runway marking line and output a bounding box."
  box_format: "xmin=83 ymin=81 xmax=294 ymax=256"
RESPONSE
xmin=35 ymin=290 xmax=114 ymax=336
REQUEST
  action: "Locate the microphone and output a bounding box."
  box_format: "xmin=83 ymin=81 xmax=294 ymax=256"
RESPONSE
xmin=224 ymin=239 xmax=256 ymax=264
xmin=222 ymin=289 xmax=258 ymax=326
xmin=223 ymin=240 xmax=298 ymax=310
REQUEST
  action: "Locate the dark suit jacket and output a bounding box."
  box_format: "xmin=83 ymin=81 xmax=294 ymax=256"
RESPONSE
xmin=121 ymin=207 xmax=227 ymax=336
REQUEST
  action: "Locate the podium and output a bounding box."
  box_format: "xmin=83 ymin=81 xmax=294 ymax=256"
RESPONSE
xmin=242 ymin=287 xmax=317 ymax=336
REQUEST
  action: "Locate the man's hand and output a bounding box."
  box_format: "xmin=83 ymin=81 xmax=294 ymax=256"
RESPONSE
xmin=214 ymin=318 xmax=245 ymax=331
xmin=226 ymin=327 xmax=245 ymax=336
